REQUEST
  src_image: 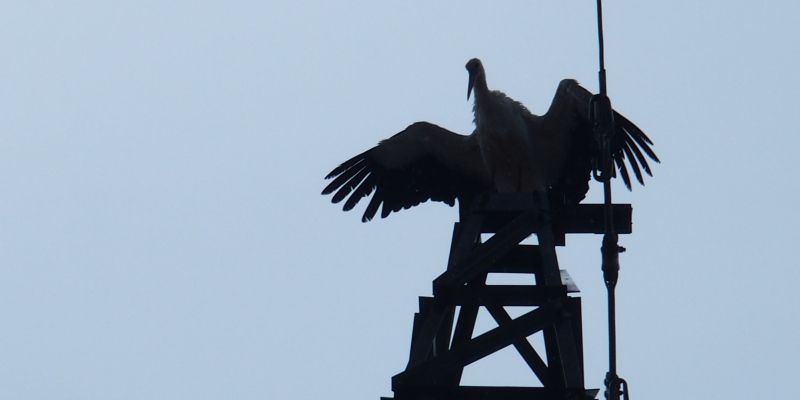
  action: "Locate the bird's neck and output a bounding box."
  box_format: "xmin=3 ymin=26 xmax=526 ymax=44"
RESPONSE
xmin=472 ymin=74 xmax=490 ymax=107
xmin=471 ymin=74 xmax=493 ymax=128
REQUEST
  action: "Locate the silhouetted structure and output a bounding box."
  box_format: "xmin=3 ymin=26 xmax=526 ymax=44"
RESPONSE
xmin=382 ymin=193 xmax=632 ymax=400
xmin=320 ymin=53 xmax=656 ymax=400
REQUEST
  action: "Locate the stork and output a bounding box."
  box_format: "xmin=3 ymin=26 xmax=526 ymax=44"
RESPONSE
xmin=322 ymin=59 xmax=659 ymax=222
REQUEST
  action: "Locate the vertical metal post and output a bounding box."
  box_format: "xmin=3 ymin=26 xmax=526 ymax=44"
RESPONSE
xmin=593 ymin=1 xmax=628 ymax=400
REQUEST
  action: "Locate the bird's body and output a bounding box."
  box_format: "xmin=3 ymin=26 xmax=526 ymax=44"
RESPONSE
xmin=474 ymin=88 xmax=538 ymax=192
xmin=322 ymin=59 xmax=659 ymax=222
xmin=468 ymin=59 xmax=570 ymax=193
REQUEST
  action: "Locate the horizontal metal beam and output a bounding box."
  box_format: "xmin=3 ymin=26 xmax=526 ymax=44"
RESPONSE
xmin=434 ymin=285 xmax=567 ymax=306
xmin=479 ymin=204 xmax=631 ymax=235
xmin=388 ymin=385 xmax=599 ymax=400
xmin=486 ymin=244 xmax=542 ymax=273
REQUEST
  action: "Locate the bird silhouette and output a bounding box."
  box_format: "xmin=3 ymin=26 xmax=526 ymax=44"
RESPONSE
xmin=323 ymin=58 xmax=659 ymax=222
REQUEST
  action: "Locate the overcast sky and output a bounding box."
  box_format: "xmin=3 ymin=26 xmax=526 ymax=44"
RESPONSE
xmin=2 ymin=1 xmax=798 ymax=399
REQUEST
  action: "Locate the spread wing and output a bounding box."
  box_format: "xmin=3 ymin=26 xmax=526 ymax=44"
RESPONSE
xmin=542 ymin=79 xmax=660 ymax=205
xmin=322 ymin=122 xmax=490 ymax=222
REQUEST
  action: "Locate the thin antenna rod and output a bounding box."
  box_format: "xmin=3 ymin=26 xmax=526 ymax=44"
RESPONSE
xmin=597 ymin=0 xmax=607 ymax=96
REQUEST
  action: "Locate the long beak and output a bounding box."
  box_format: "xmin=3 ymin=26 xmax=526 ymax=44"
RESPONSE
xmin=467 ymin=75 xmax=474 ymax=100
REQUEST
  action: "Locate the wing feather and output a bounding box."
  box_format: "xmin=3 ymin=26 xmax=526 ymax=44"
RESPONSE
xmin=344 ymin=174 xmax=376 ymax=211
xmin=363 ymin=187 xmax=384 ymax=222
xmin=325 ymin=152 xmax=367 ymax=180
xmin=614 ymin=155 xmax=632 ymax=189
xmin=615 ymin=113 xmax=660 ymax=162
xmin=622 ymin=129 xmax=653 ymax=176
xmin=331 ymin=165 xmax=369 ymax=204
xmin=620 ymin=140 xmax=644 ymax=185
xmin=322 ymin=158 xmax=366 ymax=195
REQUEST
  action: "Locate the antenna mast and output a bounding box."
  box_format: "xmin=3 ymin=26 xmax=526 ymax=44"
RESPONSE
xmin=592 ymin=1 xmax=630 ymax=400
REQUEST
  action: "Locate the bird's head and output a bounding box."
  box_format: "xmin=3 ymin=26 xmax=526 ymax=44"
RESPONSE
xmin=465 ymin=58 xmax=484 ymax=100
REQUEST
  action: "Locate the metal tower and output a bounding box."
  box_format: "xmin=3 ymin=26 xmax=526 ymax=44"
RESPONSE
xmin=383 ymin=193 xmax=632 ymax=400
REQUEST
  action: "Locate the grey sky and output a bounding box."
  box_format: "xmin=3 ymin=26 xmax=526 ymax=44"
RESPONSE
xmin=1 ymin=1 xmax=798 ymax=399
